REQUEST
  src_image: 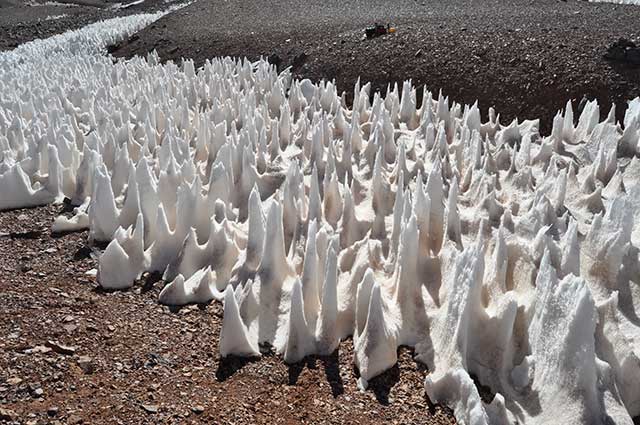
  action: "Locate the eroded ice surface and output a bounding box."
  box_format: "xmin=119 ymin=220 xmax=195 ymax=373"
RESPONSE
xmin=1 ymin=13 xmax=640 ymax=425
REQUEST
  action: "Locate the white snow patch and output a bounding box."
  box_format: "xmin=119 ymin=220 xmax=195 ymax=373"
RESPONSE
xmin=44 ymin=14 xmax=69 ymax=20
xmin=590 ymin=0 xmax=640 ymax=4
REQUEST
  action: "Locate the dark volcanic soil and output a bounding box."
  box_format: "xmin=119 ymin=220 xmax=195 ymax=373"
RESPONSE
xmin=0 ymin=205 xmax=455 ymax=424
xmin=112 ymin=0 xmax=640 ymax=133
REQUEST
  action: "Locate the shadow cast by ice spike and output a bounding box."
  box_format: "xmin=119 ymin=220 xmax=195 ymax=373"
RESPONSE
xmin=215 ymin=355 xmax=260 ymax=382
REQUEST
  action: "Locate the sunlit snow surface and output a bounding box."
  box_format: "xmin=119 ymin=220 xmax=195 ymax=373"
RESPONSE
xmin=2 ymin=13 xmax=640 ymax=425
xmin=590 ymin=0 xmax=640 ymax=4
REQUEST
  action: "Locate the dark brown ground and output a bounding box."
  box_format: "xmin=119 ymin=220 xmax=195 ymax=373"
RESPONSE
xmin=0 ymin=205 xmax=455 ymax=424
xmin=111 ymin=0 xmax=640 ymax=133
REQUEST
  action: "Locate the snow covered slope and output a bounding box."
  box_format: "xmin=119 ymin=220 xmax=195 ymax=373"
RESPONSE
xmin=1 ymin=13 xmax=640 ymax=425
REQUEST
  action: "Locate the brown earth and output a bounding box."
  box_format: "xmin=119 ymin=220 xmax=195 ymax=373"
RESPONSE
xmin=111 ymin=0 xmax=640 ymax=134
xmin=0 ymin=205 xmax=455 ymax=424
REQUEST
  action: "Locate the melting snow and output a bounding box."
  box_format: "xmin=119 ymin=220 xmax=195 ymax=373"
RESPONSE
xmin=1 ymin=11 xmax=640 ymax=425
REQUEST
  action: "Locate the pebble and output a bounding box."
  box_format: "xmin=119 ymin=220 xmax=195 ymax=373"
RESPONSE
xmin=142 ymin=404 xmax=159 ymax=414
xmin=77 ymin=356 xmax=95 ymax=374
xmin=68 ymin=414 xmax=84 ymax=424
xmin=26 ymin=345 xmax=52 ymax=354
xmin=0 ymin=408 xmax=17 ymax=421
xmin=192 ymin=405 xmax=205 ymax=414
xmin=45 ymin=340 xmax=76 ymax=355
xmin=63 ymin=324 xmax=78 ymax=333
xmin=7 ymin=377 xmax=22 ymax=386
xmin=47 ymin=406 xmax=59 ymax=417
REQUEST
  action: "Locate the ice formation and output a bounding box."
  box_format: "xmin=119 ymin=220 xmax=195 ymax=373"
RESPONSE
xmin=2 ymin=13 xmax=640 ymax=425
xmin=590 ymin=0 xmax=640 ymax=4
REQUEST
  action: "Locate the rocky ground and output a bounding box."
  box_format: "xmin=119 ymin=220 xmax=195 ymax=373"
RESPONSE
xmin=111 ymin=0 xmax=640 ymax=133
xmin=0 ymin=205 xmax=456 ymax=424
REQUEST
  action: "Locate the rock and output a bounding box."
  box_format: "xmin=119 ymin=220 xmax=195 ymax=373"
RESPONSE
xmin=25 ymin=345 xmax=51 ymax=354
xmin=45 ymin=340 xmax=76 ymax=355
xmin=267 ymin=53 xmax=282 ymax=69
xmin=63 ymin=324 xmax=78 ymax=333
xmin=33 ymin=388 xmax=44 ymax=398
xmin=0 ymin=408 xmax=17 ymax=421
xmin=191 ymin=405 xmax=205 ymax=414
xmin=415 ymin=49 xmax=423 ymax=57
xmin=47 ymin=407 xmax=59 ymax=417
xmin=77 ymin=356 xmax=95 ymax=374
xmin=63 ymin=315 xmax=74 ymax=323
xmin=292 ymin=52 xmax=307 ymax=69
xmin=68 ymin=415 xmax=83 ymax=424
xmin=7 ymin=377 xmax=22 ymax=386
xmin=628 ymin=47 xmax=640 ymax=65
xmin=604 ymin=37 xmax=640 ymax=65
xmin=142 ymin=404 xmax=159 ymax=414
